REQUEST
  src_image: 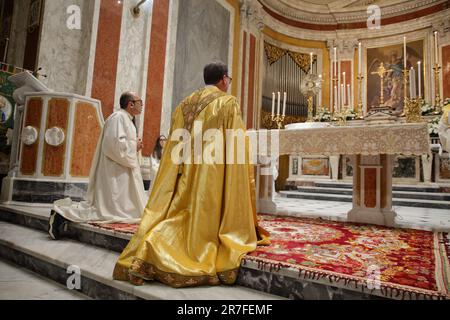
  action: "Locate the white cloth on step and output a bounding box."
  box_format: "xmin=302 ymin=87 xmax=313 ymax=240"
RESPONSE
xmin=53 ymin=109 xmax=147 ymax=224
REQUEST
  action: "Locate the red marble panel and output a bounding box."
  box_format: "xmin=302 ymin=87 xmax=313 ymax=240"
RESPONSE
xmin=247 ymin=34 xmax=256 ymax=129
xmin=380 ymin=155 xmax=388 ymax=209
xmin=442 ymin=45 xmax=450 ymax=100
xmin=143 ymin=0 xmax=169 ymax=157
xmin=42 ymin=98 xmax=69 ymax=177
xmin=364 ymin=168 xmax=377 ymax=208
xmin=70 ymin=102 xmax=102 ymax=177
xmin=20 ymin=98 xmax=42 ymax=176
xmin=354 ymin=155 xmax=361 ymax=206
xmin=240 ymin=31 xmax=247 ymax=113
xmin=91 ymin=0 xmax=123 ymax=120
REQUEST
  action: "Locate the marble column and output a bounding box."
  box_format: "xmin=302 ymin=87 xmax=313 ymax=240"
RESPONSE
xmin=240 ymin=0 xmax=265 ymax=129
xmin=256 ymin=160 xmax=277 ymax=214
xmin=421 ymin=154 xmax=433 ymax=184
xmin=329 ymin=155 xmax=340 ymax=181
xmin=6 ymin=0 xmax=31 ymax=68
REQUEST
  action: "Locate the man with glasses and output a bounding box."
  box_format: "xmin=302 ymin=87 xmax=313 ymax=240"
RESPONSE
xmin=113 ymin=62 xmax=269 ymax=288
xmin=48 ymin=92 xmax=147 ymax=240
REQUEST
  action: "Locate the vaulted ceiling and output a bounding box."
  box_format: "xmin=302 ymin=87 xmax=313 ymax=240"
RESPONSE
xmin=259 ymin=0 xmax=448 ymax=30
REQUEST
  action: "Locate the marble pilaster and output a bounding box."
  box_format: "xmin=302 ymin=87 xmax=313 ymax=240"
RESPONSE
xmin=6 ymin=0 xmax=31 ymax=68
xmin=37 ymin=0 xmax=97 ymax=95
xmin=172 ymin=0 xmax=231 ymax=108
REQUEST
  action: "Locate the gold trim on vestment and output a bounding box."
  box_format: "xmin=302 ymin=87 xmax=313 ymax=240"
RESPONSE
xmin=113 ymin=258 xmax=239 ymax=288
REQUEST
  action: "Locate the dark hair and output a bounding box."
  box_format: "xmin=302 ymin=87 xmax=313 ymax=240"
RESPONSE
xmin=203 ymin=62 xmax=228 ymax=85
xmin=120 ymin=92 xmax=135 ymax=109
xmin=152 ymin=135 xmax=167 ymax=160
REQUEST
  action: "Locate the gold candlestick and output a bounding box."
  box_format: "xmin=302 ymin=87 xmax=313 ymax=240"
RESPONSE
xmin=332 ymin=76 xmax=338 ymax=113
xmin=334 ymin=107 xmax=352 ymax=126
xmin=357 ymin=74 xmax=364 ymax=118
xmin=433 ymin=63 xmax=442 ymax=114
xmin=271 ymin=114 xmax=286 ymax=129
xmin=306 ymin=96 xmax=314 ymax=122
xmin=402 ymin=68 xmax=410 ymax=116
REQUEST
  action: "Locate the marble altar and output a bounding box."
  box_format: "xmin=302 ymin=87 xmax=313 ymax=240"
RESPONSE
xmin=253 ymin=123 xmax=431 ymax=227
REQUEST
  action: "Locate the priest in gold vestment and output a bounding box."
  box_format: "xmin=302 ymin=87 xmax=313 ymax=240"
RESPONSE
xmin=113 ymin=62 xmax=269 ymax=288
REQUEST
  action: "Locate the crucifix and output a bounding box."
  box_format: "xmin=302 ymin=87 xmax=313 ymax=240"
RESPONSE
xmin=371 ymin=62 xmax=392 ymax=105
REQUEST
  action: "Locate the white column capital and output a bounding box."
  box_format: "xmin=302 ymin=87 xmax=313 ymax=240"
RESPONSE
xmin=240 ymin=0 xmax=265 ymax=33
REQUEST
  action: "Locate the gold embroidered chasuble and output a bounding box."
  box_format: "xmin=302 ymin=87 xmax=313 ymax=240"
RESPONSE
xmin=113 ymin=86 xmax=270 ymax=288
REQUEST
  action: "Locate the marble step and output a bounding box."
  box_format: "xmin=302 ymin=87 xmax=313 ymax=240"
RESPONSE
xmin=0 ymin=221 xmax=282 ymax=300
xmin=280 ymin=191 xmax=450 ymax=210
xmin=297 ymin=186 xmax=450 ymax=201
xmin=0 ymin=204 xmax=388 ymax=300
xmin=314 ymin=182 xmax=441 ymax=193
xmin=0 ymin=258 xmax=90 ymax=300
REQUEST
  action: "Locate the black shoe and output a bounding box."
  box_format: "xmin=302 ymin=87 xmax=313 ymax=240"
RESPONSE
xmin=48 ymin=210 xmax=67 ymax=240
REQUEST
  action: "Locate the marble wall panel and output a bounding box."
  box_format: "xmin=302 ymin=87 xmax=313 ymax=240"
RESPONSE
xmin=172 ymin=0 xmax=230 ymax=109
xmin=240 ymin=31 xmax=247 ymax=113
xmin=340 ymin=61 xmax=352 ymax=107
xmin=6 ymin=0 xmax=31 ymax=68
xmin=364 ymin=168 xmax=377 ymax=208
xmin=20 ymin=97 xmax=42 ymax=176
xmin=114 ymin=0 xmax=152 ymax=111
xmin=91 ymin=0 xmax=123 ymax=119
xmin=42 ymin=98 xmax=69 ymax=177
xmin=37 ymin=0 xmax=97 ymax=94
xmin=70 ymin=102 xmax=101 ymax=178
xmin=247 ymin=34 xmax=256 ymax=129
xmin=143 ymin=0 xmax=169 ymax=156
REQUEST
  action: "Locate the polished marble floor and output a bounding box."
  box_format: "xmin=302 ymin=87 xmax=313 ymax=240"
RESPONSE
xmin=273 ymin=195 xmax=450 ymax=232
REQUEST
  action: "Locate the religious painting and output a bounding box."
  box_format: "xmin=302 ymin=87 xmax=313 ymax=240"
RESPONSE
xmin=439 ymin=155 xmax=450 ymax=180
xmin=27 ymin=0 xmax=43 ymax=33
xmin=367 ymin=40 xmax=424 ymax=115
xmin=0 ymin=69 xmax=16 ymax=177
xmin=392 ymin=156 xmax=416 ymax=179
xmin=442 ymin=45 xmax=450 ymax=100
xmin=302 ymin=158 xmax=329 ymax=176
xmin=345 ymin=156 xmax=353 ymax=177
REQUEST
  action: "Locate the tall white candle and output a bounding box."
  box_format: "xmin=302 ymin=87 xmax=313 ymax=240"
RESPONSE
xmin=409 ymin=67 xmax=416 ymax=99
xmin=343 ymin=72 xmax=346 ymax=105
xmin=417 ymin=61 xmax=421 ymax=98
xmin=334 ymin=86 xmax=338 ymax=110
xmin=341 ymin=84 xmax=345 ymax=108
xmin=277 ymin=92 xmax=281 ymax=115
xmin=310 ymin=52 xmax=313 ymax=74
xmin=333 ymin=47 xmax=337 ymax=77
xmin=272 ymin=92 xmax=275 ymax=115
xmin=403 ymin=36 xmax=407 ymax=69
xmin=337 ymin=62 xmax=341 ymax=111
xmin=347 ymin=84 xmax=351 ymax=108
xmin=434 ymin=31 xmax=439 ymax=63
xmin=283 ymin=92 xmax=287 ymax=116
xmin=350 ymin=84 xmax=354 ymax=111
xmin=358 ymin=42 xmax=362 ymax=75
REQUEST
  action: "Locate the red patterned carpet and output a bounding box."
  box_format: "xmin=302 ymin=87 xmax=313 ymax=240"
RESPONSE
xmin=90 ymin=223 xmax=138 ymax=234
xmin=90 ymin=214 xmax=450 ymax=300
